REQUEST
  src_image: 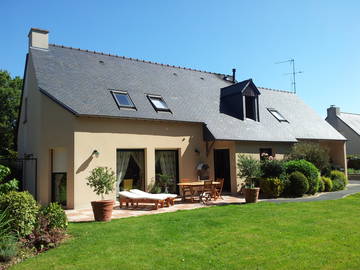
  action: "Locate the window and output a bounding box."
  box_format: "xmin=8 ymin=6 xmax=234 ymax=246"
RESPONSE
xmin=111 ymin=91 xmax=136 ymax=109
xmin=245 ymin=96 xmax=256 ymax=120
xmin=147 ymin=95 xmax=171 ymax=112
xmin=268 ymin=108 xmax=287 ymax=122
xmin=51 ymin=173 xmax=67 ymax=207
xmin=260 ymin=148 xmax=273 ymax=160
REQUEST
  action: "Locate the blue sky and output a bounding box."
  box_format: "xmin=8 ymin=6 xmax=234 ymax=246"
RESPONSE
xmin=2 ymin=0 xmax=360 ymax=117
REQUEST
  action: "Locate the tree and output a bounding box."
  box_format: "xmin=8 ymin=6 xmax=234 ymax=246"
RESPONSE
xmin=0 ymin=70 xmax=22 ymax=156
xmin=285 ymin=142 xmax=330 ymax=174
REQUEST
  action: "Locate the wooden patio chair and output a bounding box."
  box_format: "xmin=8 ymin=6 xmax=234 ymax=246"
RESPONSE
xmin=199 ymin=180 xmax=215 ymax=204
xmin=214 ymin=178 xmax=224 ymax=200
xmin=180 ymin=178 xmax=193 ymax=200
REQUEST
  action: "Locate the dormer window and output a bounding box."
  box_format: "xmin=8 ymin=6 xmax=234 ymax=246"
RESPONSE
xmin=245 ymin=96 xmax=256 ymax=120
xmin=111 ymin=90 xmax=136 ymax=109
xmin=268 ymin=108 xmax=287 ymax=122
xmin=147 ymin=95 xmax=171 ymax=112
xmin=220 ymin=79 xmax=260 ymax=122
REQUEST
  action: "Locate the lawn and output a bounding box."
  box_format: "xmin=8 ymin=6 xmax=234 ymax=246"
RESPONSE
xmin=12 ymin=194 xmax=360 ymax=270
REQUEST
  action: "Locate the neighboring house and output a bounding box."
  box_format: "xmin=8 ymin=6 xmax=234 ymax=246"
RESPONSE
xmin=326 ymin=106 xmax=360 ymax=155
xmin=18 ymin=28 xmax=346 ymax=209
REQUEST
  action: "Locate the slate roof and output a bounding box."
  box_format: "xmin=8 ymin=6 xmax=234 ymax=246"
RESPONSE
xmin=338 ymin=112 xmax=360 ymax=136
xmin=29 ymin=44 xmax=345 ymax=142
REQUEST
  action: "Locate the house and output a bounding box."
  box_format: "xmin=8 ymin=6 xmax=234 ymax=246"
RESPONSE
xmin=326 ymin=106 xmax=360 ymax=155
xmin=18 ymin=28 xmax=347 ymax=209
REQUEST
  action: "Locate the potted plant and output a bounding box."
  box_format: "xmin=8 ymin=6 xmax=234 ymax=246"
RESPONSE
xmin=156 ymin=174 xmax=174 ymax=193
xmin=87 ymin=167 xmax=116 ymax=221
xmin=237 ymin=155 xmax=262 ymax=203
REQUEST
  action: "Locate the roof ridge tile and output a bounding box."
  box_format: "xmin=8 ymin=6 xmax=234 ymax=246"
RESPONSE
xmin=259 ymin=86 xmax=295 ymax=94
xmin=341 ymin=112 xmax=360 ymax=116
xmin=49 ymin=43 xmax=225 ymax=76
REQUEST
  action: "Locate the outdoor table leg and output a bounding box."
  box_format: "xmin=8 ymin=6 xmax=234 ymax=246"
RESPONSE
xmin=190 ymin=186 xmax=194 ymax=202
xmin=182 ymin=186 xmax=185 ymax=202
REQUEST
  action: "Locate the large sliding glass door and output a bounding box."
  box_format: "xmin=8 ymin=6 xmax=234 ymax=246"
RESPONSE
xmin=116 ymin=149 xmax=145 ymax=193
xmin=155 ymin=150 xmax=179 ymax=193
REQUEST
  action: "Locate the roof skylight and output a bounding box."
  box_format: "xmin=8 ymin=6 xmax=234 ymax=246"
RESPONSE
xmin=147 ymin=95 xmax=171 ymax=112
xmin=111 ymin=91 xmax=136 ymax=109
xmin=268 ymin=108 xmax=287 ymax=122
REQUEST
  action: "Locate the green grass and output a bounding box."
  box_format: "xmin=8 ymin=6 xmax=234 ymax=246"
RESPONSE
xmin=12 ymin=194 xmax=360 ymax=270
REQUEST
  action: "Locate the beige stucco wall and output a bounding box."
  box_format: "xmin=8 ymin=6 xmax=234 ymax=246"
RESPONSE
xmin=205 ymin=141 xmax=237 ymax=192
xmin=72 ymin=118 xmax=207 ymax=209
xmin=38 ymin=95 xmax=75 ymax=208
xmin=234 ymin=141 xmax=293 ymax=190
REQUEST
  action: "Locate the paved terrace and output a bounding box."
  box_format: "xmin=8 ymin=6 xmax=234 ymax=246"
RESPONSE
xmin=66 ymin=181 xmax=360 ymax=222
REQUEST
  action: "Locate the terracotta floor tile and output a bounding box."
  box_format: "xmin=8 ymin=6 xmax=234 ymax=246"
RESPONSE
xmin=65 ymin=195 xmax=245 ymax=222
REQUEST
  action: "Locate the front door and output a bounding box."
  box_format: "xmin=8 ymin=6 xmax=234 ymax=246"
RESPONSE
xmin=214 ymin=149 xmax=231 ymax=192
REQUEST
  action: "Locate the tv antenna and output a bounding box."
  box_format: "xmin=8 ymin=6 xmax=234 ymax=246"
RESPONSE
xmin=275 ymin=59 xmax=303 ymax=93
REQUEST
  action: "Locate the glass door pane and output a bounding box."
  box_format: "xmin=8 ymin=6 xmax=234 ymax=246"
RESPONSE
xmin=116 ymin=149 xmax=145 ymax=192
xmin=155 ymin=150 xmax=179 ymax=193
xmin=51 ymin=173 xmax=67 ymax=207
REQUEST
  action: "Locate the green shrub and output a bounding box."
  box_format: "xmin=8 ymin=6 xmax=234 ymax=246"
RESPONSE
xmin=0 ymin=164 xmax=19 ymax=195
xmin=0 ymin=208 xmax=18 ymax=262
xmin=321 ymin=176 xmax=333 ymax=192
xmin=330 ymin=170 xmax=348 ymax=191
xmin=0 ymin=234 xmax=18 ymax=262
xmin=40 ymin=203 xmax=68 ymax=230
xmin=284 ymin=160 xmax=319 ymax=194
xmin=286 ymin=142 xmax=330 ymax=173
xmin=261 ymin=159 xmax=285 ymax=178
xmin=348 ymin=168 xmax=360 ymax=174
xmin=317 ymin=177 xmax=325 ymax=192
xmin=0 ymin=191 xmax=39 ymax=237
xmin=260 ymin=178 xmax=284 ymax=198
xmin=287 ymin=172 xmax=309 ymax=197
xmin=25 ymin=214 xmax=66 ymax=252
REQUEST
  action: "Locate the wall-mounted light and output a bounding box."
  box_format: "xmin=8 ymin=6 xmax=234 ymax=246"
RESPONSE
xmin=92 ymin=150 xmax=99 ymax=158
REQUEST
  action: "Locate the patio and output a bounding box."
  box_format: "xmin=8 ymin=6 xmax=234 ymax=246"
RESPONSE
xmin=66 ymin=194 xmax=245 ymax=222
xmin=65 ymin=181 xmax=360 ymax=222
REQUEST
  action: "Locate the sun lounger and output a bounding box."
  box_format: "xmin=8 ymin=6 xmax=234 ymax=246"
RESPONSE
xmin=118 ymin=191 xmax=166 ymax=210
xmin=130 ymin=189 xmax=177 ymax=206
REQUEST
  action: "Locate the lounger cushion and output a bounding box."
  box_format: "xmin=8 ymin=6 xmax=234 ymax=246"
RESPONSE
xmin=130 ymin=189 xmax=177 ymax=199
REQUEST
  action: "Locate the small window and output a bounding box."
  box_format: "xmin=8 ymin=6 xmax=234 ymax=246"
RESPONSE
xmin=111 ymin=91 xmax=136 ymax=109
xmin=147 ymin=95 xmax=171 ymax=112
xmin=260 ymin=148 xmax=273 ymax=160
xmin=268 ymin=108 xmax=287 ymax=122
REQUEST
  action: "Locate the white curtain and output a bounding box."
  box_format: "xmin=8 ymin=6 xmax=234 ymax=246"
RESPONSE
xmin=159 ymin=151 xmax=177 ymax=180
xmin=116 ymin=151 xmax=131 ymax=193
xmin=130 ymin=151 xmax=145 ymax=186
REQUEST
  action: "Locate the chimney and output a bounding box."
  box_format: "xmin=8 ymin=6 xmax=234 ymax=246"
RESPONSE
xmin=232 ymin=68 xmax=236 ymax=83
xmin=28 ymin=28 xmax=49 ymax=50
xmin=327 ymin=105 xmax=340 ymax=118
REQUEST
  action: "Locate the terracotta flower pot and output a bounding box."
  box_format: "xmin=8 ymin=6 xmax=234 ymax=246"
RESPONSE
xmin=244 ymin=187 xmax=260 ymax=203
xmin=91 ymin=200 xmax=114 ymax=221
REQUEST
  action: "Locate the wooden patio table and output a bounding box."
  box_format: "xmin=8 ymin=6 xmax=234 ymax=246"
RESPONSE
xmin=177 ymin=181 xmax=220 ymax=202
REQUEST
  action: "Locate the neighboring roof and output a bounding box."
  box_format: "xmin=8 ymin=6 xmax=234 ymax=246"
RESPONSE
xmin=338 ymin=112 xmax=360 ymax=136
xmin=29 ymin=44 xmax=345 ymax=142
